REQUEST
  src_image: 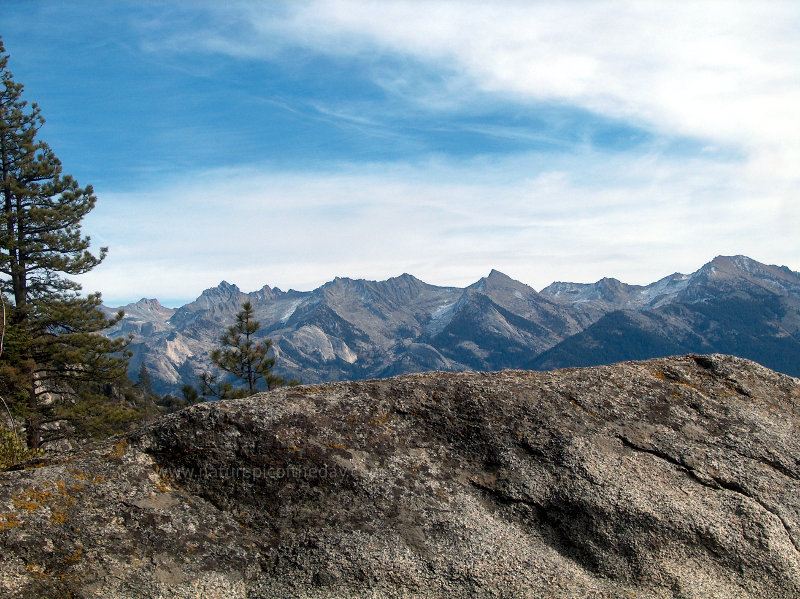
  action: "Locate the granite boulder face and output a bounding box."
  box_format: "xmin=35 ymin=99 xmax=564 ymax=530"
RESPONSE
xmin=1 ymin=354 xmax=799 ymax=598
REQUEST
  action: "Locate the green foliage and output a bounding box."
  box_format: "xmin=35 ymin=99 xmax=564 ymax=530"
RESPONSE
xmin=58 ymin=388 xmax=141 ymax=439
xmin=0 ymin=425 xmax=39 ymax=471
xmin=159 ymin=393 xmax=192 ymax=413
xmin=181 ymin=383 xmax=201 ymax=404
xmin=135 ymin=362 xmax=153 ymax=395
xmin=211 ymin=301 xmax=277 ymax=394
xmin=0 ymin=37 xmax=132 ymax=451
xmin=194 ymin=301 xmax=293 ymax=400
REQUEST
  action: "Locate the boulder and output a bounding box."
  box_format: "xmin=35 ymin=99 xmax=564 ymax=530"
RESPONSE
xmin=1 ymin=354 xmax=798 ymax=598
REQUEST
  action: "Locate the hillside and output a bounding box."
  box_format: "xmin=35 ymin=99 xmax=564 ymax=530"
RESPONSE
xmin=1 ymin=355 xmax=798 ymax=597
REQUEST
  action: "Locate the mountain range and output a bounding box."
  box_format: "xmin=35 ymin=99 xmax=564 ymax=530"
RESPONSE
xmin=102 ymin=255 xmax=800 ymax=395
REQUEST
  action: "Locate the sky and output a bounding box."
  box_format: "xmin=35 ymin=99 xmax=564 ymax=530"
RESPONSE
xmin=2 ymin=1 xmax=799 ymax=307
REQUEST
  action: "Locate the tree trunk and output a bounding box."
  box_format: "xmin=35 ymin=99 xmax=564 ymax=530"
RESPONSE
xmin=25 ymin=380 xmax=40 ymax=450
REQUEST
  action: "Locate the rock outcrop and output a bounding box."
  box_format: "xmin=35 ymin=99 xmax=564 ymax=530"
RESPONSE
xmin=2 ymin=354 xmax=799 ymax=598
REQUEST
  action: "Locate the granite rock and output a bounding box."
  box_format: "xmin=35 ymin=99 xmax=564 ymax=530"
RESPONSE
xmin=1 ymin=354 xmax=798 ymax=598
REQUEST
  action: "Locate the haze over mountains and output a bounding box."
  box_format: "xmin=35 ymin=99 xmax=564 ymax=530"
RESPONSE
xmin=103 ymin=255 xmax=800 ymax=395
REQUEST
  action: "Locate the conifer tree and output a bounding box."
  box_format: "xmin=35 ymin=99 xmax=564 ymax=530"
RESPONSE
xmin=197 ymin=301 xmax=288 ymax=400
xmin=135 ymin=362 xmax=153 ymax=396
xmin=0 ymin=38 xmax=131 ymax=449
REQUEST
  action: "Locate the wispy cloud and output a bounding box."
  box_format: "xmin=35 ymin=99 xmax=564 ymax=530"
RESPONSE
xmin=146 ymin=2 xmax=800 ymax=194
xmin=76 ymin=147 xmax=781 ymax=305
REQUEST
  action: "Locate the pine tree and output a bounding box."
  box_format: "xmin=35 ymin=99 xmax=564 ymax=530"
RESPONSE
xmin=0 ymin=38 xmax=131 ymax=450
xmin=198 ymin=301 xmax=288 ymax=400
xmin=135 ymin=362 xmax=153 ymax=396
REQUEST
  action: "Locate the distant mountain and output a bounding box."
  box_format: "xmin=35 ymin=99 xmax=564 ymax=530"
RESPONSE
xmin=533 ymin=255 xmax=800 ymax=374
xmin=103 ymin=255 xmax=800 ymax=394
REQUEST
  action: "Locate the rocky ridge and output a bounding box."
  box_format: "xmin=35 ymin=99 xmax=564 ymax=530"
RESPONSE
xmin=1 ymin=354 xmax=798 ymax=598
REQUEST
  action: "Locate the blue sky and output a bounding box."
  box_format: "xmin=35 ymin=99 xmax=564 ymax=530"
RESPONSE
xmin=2 ymin=1 xmax=798 ymax=306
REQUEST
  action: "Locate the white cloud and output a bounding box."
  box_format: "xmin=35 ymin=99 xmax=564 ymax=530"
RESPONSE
xmin=181 ymin=2 xmax=799 ymax=180
xmin=77 ymin=146 xmax=793 ymax=306
xmin=244 ymin=8 xmax=797 ymax=163
xmin=137 ymin=2 xmax=800 ymax=175
xmin=294 ymin=5 xmax=797 ymax=130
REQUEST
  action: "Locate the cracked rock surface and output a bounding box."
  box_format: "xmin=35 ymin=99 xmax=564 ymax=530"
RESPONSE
xmin=1 ymin=354 xmax=799 ymax=598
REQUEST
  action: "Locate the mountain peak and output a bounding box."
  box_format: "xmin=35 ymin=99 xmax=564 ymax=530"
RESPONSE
xmin=198 ymin=280 xmax=241 ymax=297
xmin=326 ymin=276 xmax=356 ymax=286
xmin=135 ymin=297 xmax=163 ymax=306
xmin=380 ymin=273 xmax=429 ymax=295
xmin=487 ymin=268 xmax=510 ymax=279
xmin=118 ymin=297 xmax=175 ymax=317
xmin=698 ymin=255 xmax=796 ymax=280
xmin=690 ymin=255 xmax=800 ymax=298
xmin=540 ymin=277 xmax=636 ymax=305
xmin=595 ymin=276 xmax=626 ymax=290
xmin=469 ymin=269 xmax=519 ymax=292
xmin=389 ymin=272 xmax=423 ymax=284
xmin=252 ymin=283 xmax=282 ymax=300
xmin=706 ymin=254 xmax=758 ymax=272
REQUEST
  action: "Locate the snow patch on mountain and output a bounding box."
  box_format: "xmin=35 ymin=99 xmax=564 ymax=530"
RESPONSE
xmin=279 ymin=299 xmax=305 ymax=323
xmin=424 ymin=301 xmax=458 ymax=337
